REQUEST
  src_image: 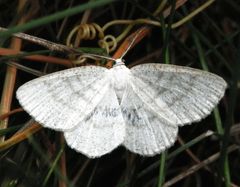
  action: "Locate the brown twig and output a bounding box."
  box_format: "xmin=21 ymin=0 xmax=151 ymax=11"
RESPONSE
xmin=0 ymin=122 xmax=42 ymax=151
xmin=0 ymin=1 xmax=27 ymax=142
xmin=0 ymin=108 xmax=24 ymax=120
xmin=163 ymin=145 xmax=239 ymax=187
xmin=0 ymin=48 xmax=72 ymax=67
xmin=178 ymin=135 xmax=239 ymax=187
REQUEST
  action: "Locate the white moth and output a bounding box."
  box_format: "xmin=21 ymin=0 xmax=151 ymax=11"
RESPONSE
xmin=16 ymin=58 xmax=227 ymax=158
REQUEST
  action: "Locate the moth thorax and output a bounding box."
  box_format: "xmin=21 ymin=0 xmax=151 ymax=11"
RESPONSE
xmin=111 ymin=65 xmax=130 ymax=103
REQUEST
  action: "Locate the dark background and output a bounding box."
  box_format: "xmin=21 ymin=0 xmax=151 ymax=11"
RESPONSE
xmin=0 ymin=0 xmax=239 ymax=187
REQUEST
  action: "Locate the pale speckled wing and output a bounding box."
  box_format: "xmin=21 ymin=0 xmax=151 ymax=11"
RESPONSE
xmin=64 ymin=84 xmax=125 ymax=158
xmin=120 ymin=84 xmax=178 ymax=156
xmin=16 ymin=66 xmax=110 ymax=131
xmin=130 ymin=63 xmax=227 ymax=125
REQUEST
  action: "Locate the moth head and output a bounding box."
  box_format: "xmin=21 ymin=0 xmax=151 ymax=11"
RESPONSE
xmin=113 ymin=58 xmax=125 ymax=67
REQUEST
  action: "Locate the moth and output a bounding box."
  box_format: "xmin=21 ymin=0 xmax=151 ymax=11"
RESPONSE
xmin=16 ymin=58 xmax=227 ymax=158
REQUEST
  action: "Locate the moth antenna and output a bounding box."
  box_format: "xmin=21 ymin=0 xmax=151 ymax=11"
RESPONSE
xmin=81 ymin=53 xmax=116 ymax=62
xmin=120 ymin=28 xmax=145 ymax=59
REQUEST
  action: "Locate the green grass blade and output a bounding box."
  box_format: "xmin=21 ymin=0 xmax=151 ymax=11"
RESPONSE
xmin=157 ymin=151 xmax=167 ymax=187
xmin=0 ymin=0 xmax=117 ymax=38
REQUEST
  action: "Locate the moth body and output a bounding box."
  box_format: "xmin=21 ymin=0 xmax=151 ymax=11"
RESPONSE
xmin=110 ymin=64 xmax=131 ymax=103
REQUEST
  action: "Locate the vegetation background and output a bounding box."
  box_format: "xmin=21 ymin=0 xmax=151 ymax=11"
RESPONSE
xmin=0 ymin=0 xmax=239 ymax=187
